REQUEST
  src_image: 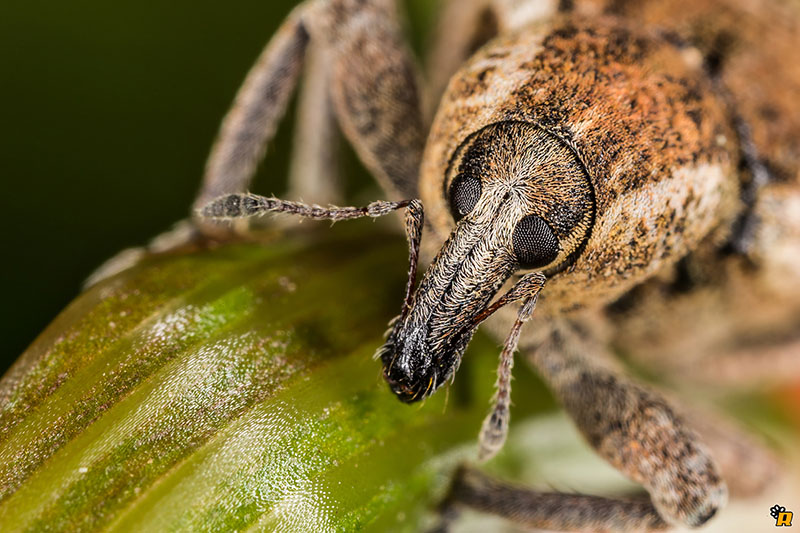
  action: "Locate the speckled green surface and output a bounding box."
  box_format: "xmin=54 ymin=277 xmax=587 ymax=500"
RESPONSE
xmin=0 ymin=225 xmax=554 ymax=532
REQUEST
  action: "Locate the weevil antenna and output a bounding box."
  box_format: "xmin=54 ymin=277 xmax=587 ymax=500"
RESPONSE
xmin=468 ymin=272 xmax=546 ymax=329
xmin=477 ymin=272 xmax=546 ymax=462
xmin=198 ymin=193 xmax=413 ymax=223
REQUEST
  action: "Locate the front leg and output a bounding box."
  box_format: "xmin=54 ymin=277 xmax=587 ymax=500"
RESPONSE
xmin=529 ymin=323 xmax=727 ymax=527
xmin=476 ymin=272 xmax=547 ymax=461
xmin=92 ymin=2 xmax=427 ymax=288
xmin=444 ymin=321 xmax=728 ymax=531
xmin=196 ymin=0 xmax=424 ymax=225
xmin=195 ymin=4 xmax=310 ymax=216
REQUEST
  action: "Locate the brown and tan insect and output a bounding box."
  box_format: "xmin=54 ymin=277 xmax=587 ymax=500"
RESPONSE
xmin=134 ymin=0 xmax=800 ymax=530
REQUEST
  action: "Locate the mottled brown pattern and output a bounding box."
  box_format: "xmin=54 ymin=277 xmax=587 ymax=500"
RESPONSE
xmin=423 ymin=17 xmax=740 ymax=313
xmin=609 ymin=181 xmax=800 ymax=384
xmin=505 ymin=21 xmax=732 ymax=213
xmin=579 ymin=0 xmax=800 ymax=185
xmin=423 ymin=17 xmax=736 ymax=228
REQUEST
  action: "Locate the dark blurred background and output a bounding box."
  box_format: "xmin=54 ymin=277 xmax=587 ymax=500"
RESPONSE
xmin=0 ymin=0 xmax=436 ymax=373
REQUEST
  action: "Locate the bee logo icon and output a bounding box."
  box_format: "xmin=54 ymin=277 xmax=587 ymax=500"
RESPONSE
xmin=771 ymin=505 xmax=794 ymax=527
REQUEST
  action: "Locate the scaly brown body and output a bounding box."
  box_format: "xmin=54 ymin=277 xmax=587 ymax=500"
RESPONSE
xmin=110 ymin=0 xmax=800 ymax=530
xmin=423 ymin=17 xmax=740 ymax=313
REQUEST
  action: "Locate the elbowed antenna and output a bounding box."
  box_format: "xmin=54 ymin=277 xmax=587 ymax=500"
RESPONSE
xmin=477 ymin=272 xmax=546 ymax=462
xmin=198 ymin=192 xmax=413 ymax=222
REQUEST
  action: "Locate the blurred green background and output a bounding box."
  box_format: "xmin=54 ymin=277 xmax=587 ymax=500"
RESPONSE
xmin=0 ymin=0 xmax=436 ymax=373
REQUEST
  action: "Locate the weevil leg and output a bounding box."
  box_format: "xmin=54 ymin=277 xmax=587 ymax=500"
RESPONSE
xmin=195 ymin=0 xmax=425 ymax=230
xmin=287 ymin=41 xmax=342 ymax=205
xmin=438 ymin=320 xmax=733 ymax=531
xmin=440 ymin=465 xmax=669 ymax=532
xmin=308 ymin=0 xmax=425 ymax=201
xmin=439 ymin=394 xmax=778 ymax=532
xmin=199 ymin=192 xmax=412 ymax=222
xmin=443 ymin=399 xmax=781 ymax=531
xmin=91 ymin=4 xmax=313 ymax=283
xmin=200 ymin=192 xmax=425 ymax=303
xmin=194 ymin=4 xmax=310 ymax=220
xmin=519 ymin=323 xmax=728 ymax=528
xmin=400 ymin=198 xmax=424 ymax=316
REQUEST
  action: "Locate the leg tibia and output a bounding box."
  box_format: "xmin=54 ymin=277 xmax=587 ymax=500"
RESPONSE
xmin=195 ymin=5 xmax=310 ymax=216
xmin=288 ymin=41 xmax=342 ymax=205
xmin=450 ymin=466 xmax=669 ymax=532
xmin=308 ymin=0 xmax=425 ymax=200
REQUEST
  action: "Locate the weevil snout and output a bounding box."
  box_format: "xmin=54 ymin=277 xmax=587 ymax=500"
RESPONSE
xmin=378 ymin=121 xmax=595 ymax=402
xmin=379 ymin=215 xmax=518 ymax=402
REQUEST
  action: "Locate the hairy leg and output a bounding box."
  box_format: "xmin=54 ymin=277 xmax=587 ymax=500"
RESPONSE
xmin=200 ymin=192 xmax=424 ymax=318
xmin=476 ymin=272 xmax=547 ymax=462
xmin=441 ymin=379 xmax=781 ymax=532
xmin=195 ymin=0 xmax=425 ymax=231
xmin=93 ymin=2 xmax=429 ymax=285
xmin=528 ymin=323 xmax=727 ymax=527
xmin=443 ymin=466 xmax=669 ymax=532
xmin=443 ymin=320 xmax=729 ymax=531
xmin=195 ymin=4 xmax=310 ymax=217
xmin=304 ymin=0 xmax=424 ymax=200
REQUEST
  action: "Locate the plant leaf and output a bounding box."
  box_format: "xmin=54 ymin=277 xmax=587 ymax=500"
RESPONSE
xmin=0 ymin=224 xmax=554 ymax=532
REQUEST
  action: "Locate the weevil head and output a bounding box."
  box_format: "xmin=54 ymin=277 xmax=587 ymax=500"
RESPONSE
xmin=379 ymin=121 xmax=594 ymax=403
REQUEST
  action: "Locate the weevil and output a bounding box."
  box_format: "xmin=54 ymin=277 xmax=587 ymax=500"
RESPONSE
xmin=142 ymin=0 xmax=800 ymax=530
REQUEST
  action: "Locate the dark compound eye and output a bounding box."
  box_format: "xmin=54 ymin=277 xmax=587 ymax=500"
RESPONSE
xmin=513 ymin=214 xmax=560 ymax=269
xmin=448 ymin=174 xmax=482 ymax=221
